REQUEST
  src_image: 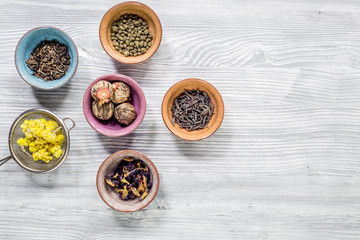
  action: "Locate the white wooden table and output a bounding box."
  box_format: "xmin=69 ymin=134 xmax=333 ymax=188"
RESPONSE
xmin=1 ymin=0 xmax=360 ymax=239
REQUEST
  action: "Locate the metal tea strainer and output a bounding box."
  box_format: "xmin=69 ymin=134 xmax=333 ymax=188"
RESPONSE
xmin=0 ymin=108 xmax=75 ymax=173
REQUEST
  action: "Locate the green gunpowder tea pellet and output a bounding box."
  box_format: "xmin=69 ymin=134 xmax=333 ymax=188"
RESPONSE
xmin=110 ymin=14 xmax=153 ymax=57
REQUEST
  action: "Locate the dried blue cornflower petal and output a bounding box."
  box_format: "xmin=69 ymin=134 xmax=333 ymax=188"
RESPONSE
xmin=105 ymin=157 xmax=152 ymax=201
xmin=120 ymin=186 xmax=129 ymax=200
xmin=129 ymin=191 xmax=136 ymax=199
xmin=131 ymin=187 xmax=141 ymax=197
xmin=130 ymin=179 xmax=140 ymax=188
xmin=137 ymin=175 xmax=146 ymax=193
xmin=140 ymin=189 xmax=148 ymax=200
xmin=124 ymin=168 xmax=140 ymax=178
xmin=123 ymin=157 xmax=134 ymax=162
xmin=105 ymin=176 xmax=119 ymax=188
xmin=147 ymin=177 xmax=153 ymax=189
xmin=120 ymin=178 xmax=130 ymax=185
xmin=126 ymin=163 xmax=136 ymax=172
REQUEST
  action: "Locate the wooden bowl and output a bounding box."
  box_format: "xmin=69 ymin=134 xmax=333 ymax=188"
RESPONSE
xmin=99 ymin=1 xmax=162 ymax=64
xmin=96 ymin=150 xmax=159 ymax=212
xmin=162 ymin=78 xmax=225 ymax=141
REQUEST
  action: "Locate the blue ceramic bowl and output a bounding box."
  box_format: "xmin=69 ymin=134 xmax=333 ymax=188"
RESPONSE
xmin=15 ymin=27 xmax=78 ymax=90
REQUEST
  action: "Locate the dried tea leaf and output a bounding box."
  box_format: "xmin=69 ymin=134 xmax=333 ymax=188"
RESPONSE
xmin=26 ymin=40 xmax=70 ymax=81
xmin=171 ymin=89 xmax=214 ymax=131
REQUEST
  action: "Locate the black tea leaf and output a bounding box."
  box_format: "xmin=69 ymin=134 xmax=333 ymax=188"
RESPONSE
xmin=171 ymin=89 xmax=214 ymax=131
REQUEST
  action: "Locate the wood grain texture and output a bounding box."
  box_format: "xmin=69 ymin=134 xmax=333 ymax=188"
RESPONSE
xmin=1 ymin=0 xmax=360 ymax=239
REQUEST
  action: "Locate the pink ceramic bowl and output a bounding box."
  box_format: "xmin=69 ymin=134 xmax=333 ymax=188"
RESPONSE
xmin=83 ymin=73 xmax=146 ymax=137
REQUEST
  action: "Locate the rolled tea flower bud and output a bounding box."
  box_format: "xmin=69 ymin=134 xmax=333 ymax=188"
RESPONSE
xmin=114 ymin=103 xmax=137 ymax=125
xmin=111 ymin=82 xmax=130 ymax=104
xmin=91 ymin=80 xmax=113 ymax=106
xmin=92 ymin=101 xmax=114 ymax=120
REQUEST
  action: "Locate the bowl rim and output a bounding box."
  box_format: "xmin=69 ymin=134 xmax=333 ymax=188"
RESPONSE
xmin=161 ymin=78 xmax=225 ymax=141
xmin=82 ymin=73 xmax=146 ymax=137
xmin=99 ymin=1 xmax=162 ymax=64
xmin=14 ymin=26 xmax=79 ymax=90
xmin=96 ymin=150 xmax=160 ymax=212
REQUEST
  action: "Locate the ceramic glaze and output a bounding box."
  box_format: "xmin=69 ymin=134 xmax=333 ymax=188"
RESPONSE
xmin=15 ymin=27 xmax=78 ymax=89
xmin=83 ymin=73 xmax=146 ymax=137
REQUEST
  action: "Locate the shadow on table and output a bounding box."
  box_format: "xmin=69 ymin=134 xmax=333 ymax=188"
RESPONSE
xmin=112 ymin=58 xmax=151 ymax=83
xmin=31 ymin=81 xmax=72 ymax=110
xmin=173 ymin=123 xmax=233 ymax=160
xmin=97 ymin=133 xmax=135 ymax=154
xmin=97 ymin=120 xmax=157 ymax=154
xmin=23 ymin=169 xmax=60 ymax=188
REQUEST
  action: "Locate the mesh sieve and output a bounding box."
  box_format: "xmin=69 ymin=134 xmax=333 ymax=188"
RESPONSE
xmin=1 ymin=108 xmax=75 ymax=173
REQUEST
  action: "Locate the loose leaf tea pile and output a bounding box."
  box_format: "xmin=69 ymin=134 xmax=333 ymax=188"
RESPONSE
xmin=105 ymin=157 xmax=152 ymax=201
xmin=26 ymin=40 xmax=70 ymax=81
xmin=111 ymin=14 xmax=152 ymax=57
xmin=171 ymin=90 xmax=214 ymax=131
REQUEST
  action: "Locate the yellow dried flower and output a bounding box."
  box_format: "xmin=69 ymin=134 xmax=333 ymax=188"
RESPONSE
xmin=16 ymin=118 xmax=64 ymax=163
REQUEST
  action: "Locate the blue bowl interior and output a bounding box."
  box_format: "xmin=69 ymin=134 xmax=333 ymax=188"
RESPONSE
xmin=15 ymin=27 xmax=78 ymax=89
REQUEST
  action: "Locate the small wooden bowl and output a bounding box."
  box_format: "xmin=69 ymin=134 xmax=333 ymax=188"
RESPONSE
xmin=97 ymin=150 xmax=159 ymax=212
xmin=162 ymin=78 xmax=225 ymax=141
xmin=99 ymin=1 xmax=162 ymax=64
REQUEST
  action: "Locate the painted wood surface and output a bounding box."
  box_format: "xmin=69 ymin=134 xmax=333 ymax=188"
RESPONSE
xmin=1 ymin=0 xmax=360 ymax=239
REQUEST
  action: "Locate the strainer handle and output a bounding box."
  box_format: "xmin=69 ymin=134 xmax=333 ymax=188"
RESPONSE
xmin=0 ymin=155 xmax=12 ymax=167
xmin=63 ymin=118 xmax=76 ymax=132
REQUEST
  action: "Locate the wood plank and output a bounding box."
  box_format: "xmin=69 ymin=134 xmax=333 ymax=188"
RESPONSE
xmin=1 ymin=0 xmax=360 ymax=239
